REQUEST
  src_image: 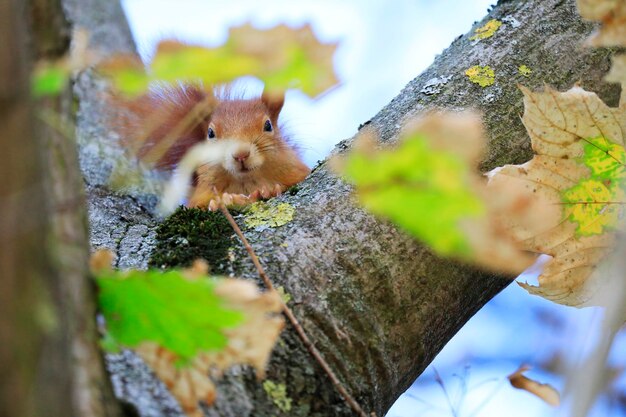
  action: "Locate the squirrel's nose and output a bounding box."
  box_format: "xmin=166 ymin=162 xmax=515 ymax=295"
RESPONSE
xmin=233 ymin=151 xmax=250 ymax=163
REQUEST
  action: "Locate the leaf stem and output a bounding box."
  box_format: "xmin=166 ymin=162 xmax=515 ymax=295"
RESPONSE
xmin=219 ymin=204 xmax=375 ymax=417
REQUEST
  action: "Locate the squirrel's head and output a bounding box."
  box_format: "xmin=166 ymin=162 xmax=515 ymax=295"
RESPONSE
xmin=206 ymin=90 xmax=285 ymax=178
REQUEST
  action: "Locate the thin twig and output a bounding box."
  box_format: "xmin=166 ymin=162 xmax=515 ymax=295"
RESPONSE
xmin=433 ymin=367 xmax=458 ymax=417
xmin=219 ymin=204 xmax=375 ymax=417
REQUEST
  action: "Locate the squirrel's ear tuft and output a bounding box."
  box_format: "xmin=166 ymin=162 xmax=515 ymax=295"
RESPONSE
xmin=261 ymin=89 xmax=285 ymax=121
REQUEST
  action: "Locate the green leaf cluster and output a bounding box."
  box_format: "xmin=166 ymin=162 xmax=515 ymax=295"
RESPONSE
xmin=342 ymin=133 xmax=485 ymax=257
xmin=96 ymin=269 xmax=243 ymax=361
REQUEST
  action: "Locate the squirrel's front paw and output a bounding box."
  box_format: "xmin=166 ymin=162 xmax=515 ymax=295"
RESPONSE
xmin=249 ymin=184 xmax=285 ymax=201
xmin=206 ymin=192 xmax=251 ymax=211
xmin=189 ymin=184 xmax=286 ymax=211
xmin=188 ymin=188 xmax=251 ymax=211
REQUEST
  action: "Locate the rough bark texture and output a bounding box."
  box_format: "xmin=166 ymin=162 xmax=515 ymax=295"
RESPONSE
xmin=68 ymin=0 xmax=622 ymax=416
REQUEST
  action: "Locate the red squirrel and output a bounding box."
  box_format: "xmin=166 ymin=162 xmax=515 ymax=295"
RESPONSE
xmin=117 ymin=84 xmax=310 ymax=210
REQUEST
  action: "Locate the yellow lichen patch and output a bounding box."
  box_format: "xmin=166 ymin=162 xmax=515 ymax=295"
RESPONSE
xmin=263 ymin=380 xmax=292 ymax=413
xmin=465 ymin=65 xmax=495 ymax=87
xmin=244 ymin=202 xmax=295 ymax=228
xmin=470 ymin=19 xmax=503 ymax=40
xmin=276 ymin=286 xmax=292 ymax=304
xmin=518 ymin=65 xmax=533 ymax=77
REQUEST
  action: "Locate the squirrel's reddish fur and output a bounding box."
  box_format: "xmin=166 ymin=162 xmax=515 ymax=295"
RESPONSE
xmin=117 ymin=84 xmax=310 ymax=207
xmin=117 ymin=84 xmax=216 ymax=171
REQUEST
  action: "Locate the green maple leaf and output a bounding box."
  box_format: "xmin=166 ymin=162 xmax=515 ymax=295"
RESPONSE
xmin=100 ymin=24 xmax=338 ymax=97
xmin=96 ymin=269 xmax=243 ymax=361
xmin=341 ymin=128 xmax=485 ymax=258
xmin=92 ymin=257 xmax=284 ymax=412
xmin=150 ymin=42 xmax=260 ymax=87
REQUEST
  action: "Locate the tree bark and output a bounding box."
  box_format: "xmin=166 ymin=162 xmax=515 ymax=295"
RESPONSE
xmin=0 ymin=1 xmax=49 ymax=416
xmin=70 ymin=0 xmax=622 ymax=416
xmin=0 ymin=1 xmax=122 ymax=416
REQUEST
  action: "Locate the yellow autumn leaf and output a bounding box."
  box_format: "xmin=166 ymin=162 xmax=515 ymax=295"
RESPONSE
xmin=488 ymin=86 xmax=626 ymax=306
xmin=508 ymin=365 xmax=560 ymax=406
xmin=228 ymin=24 xmax=338 ymax=97
xmin=32 ymin=28 xmax=103 ymax=97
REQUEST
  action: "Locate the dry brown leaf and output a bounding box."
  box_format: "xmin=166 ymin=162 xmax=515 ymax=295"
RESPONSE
xmin=89 ymin=249 xmax=115 ymax=273
xmin=228 ymin=23 xmax=339 ymax=96
xmin=488 ymin=85 xmax=626 ymax=306
xmin=578 ymin=0 xmax=626 ymax=46
xmin=182 ymin=259 xmax=211 ymax=279
xmin=136 ymin=279 xmax=284 ymax=416
xmin=508 ymin=365 xmax=561 ymax=406
xmin=578 ymin=0 xmax=626 ymax=102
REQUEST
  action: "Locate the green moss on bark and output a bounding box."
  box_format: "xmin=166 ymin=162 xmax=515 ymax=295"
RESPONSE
xmin=148 ymin=207 xmax=235 ymax=273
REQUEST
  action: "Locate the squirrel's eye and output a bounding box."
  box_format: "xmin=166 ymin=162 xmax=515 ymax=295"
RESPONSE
xmin=207 ymin=128 xmax=216 ymax=139
xmin=263 ymin=119 xmax=273 ymax=132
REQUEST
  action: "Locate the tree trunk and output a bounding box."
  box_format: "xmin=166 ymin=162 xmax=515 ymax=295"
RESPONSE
xmin=0 ymin=1 xmax=49 ymax=415
xmin=0 ymin=1 xmax=122 ymax=416
xmin=71 ymin=0 xmax=621 ymax=416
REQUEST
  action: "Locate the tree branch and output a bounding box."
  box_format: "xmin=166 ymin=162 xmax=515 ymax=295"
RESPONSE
xmin=220 ymin=204 xmax=374 ymax=417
